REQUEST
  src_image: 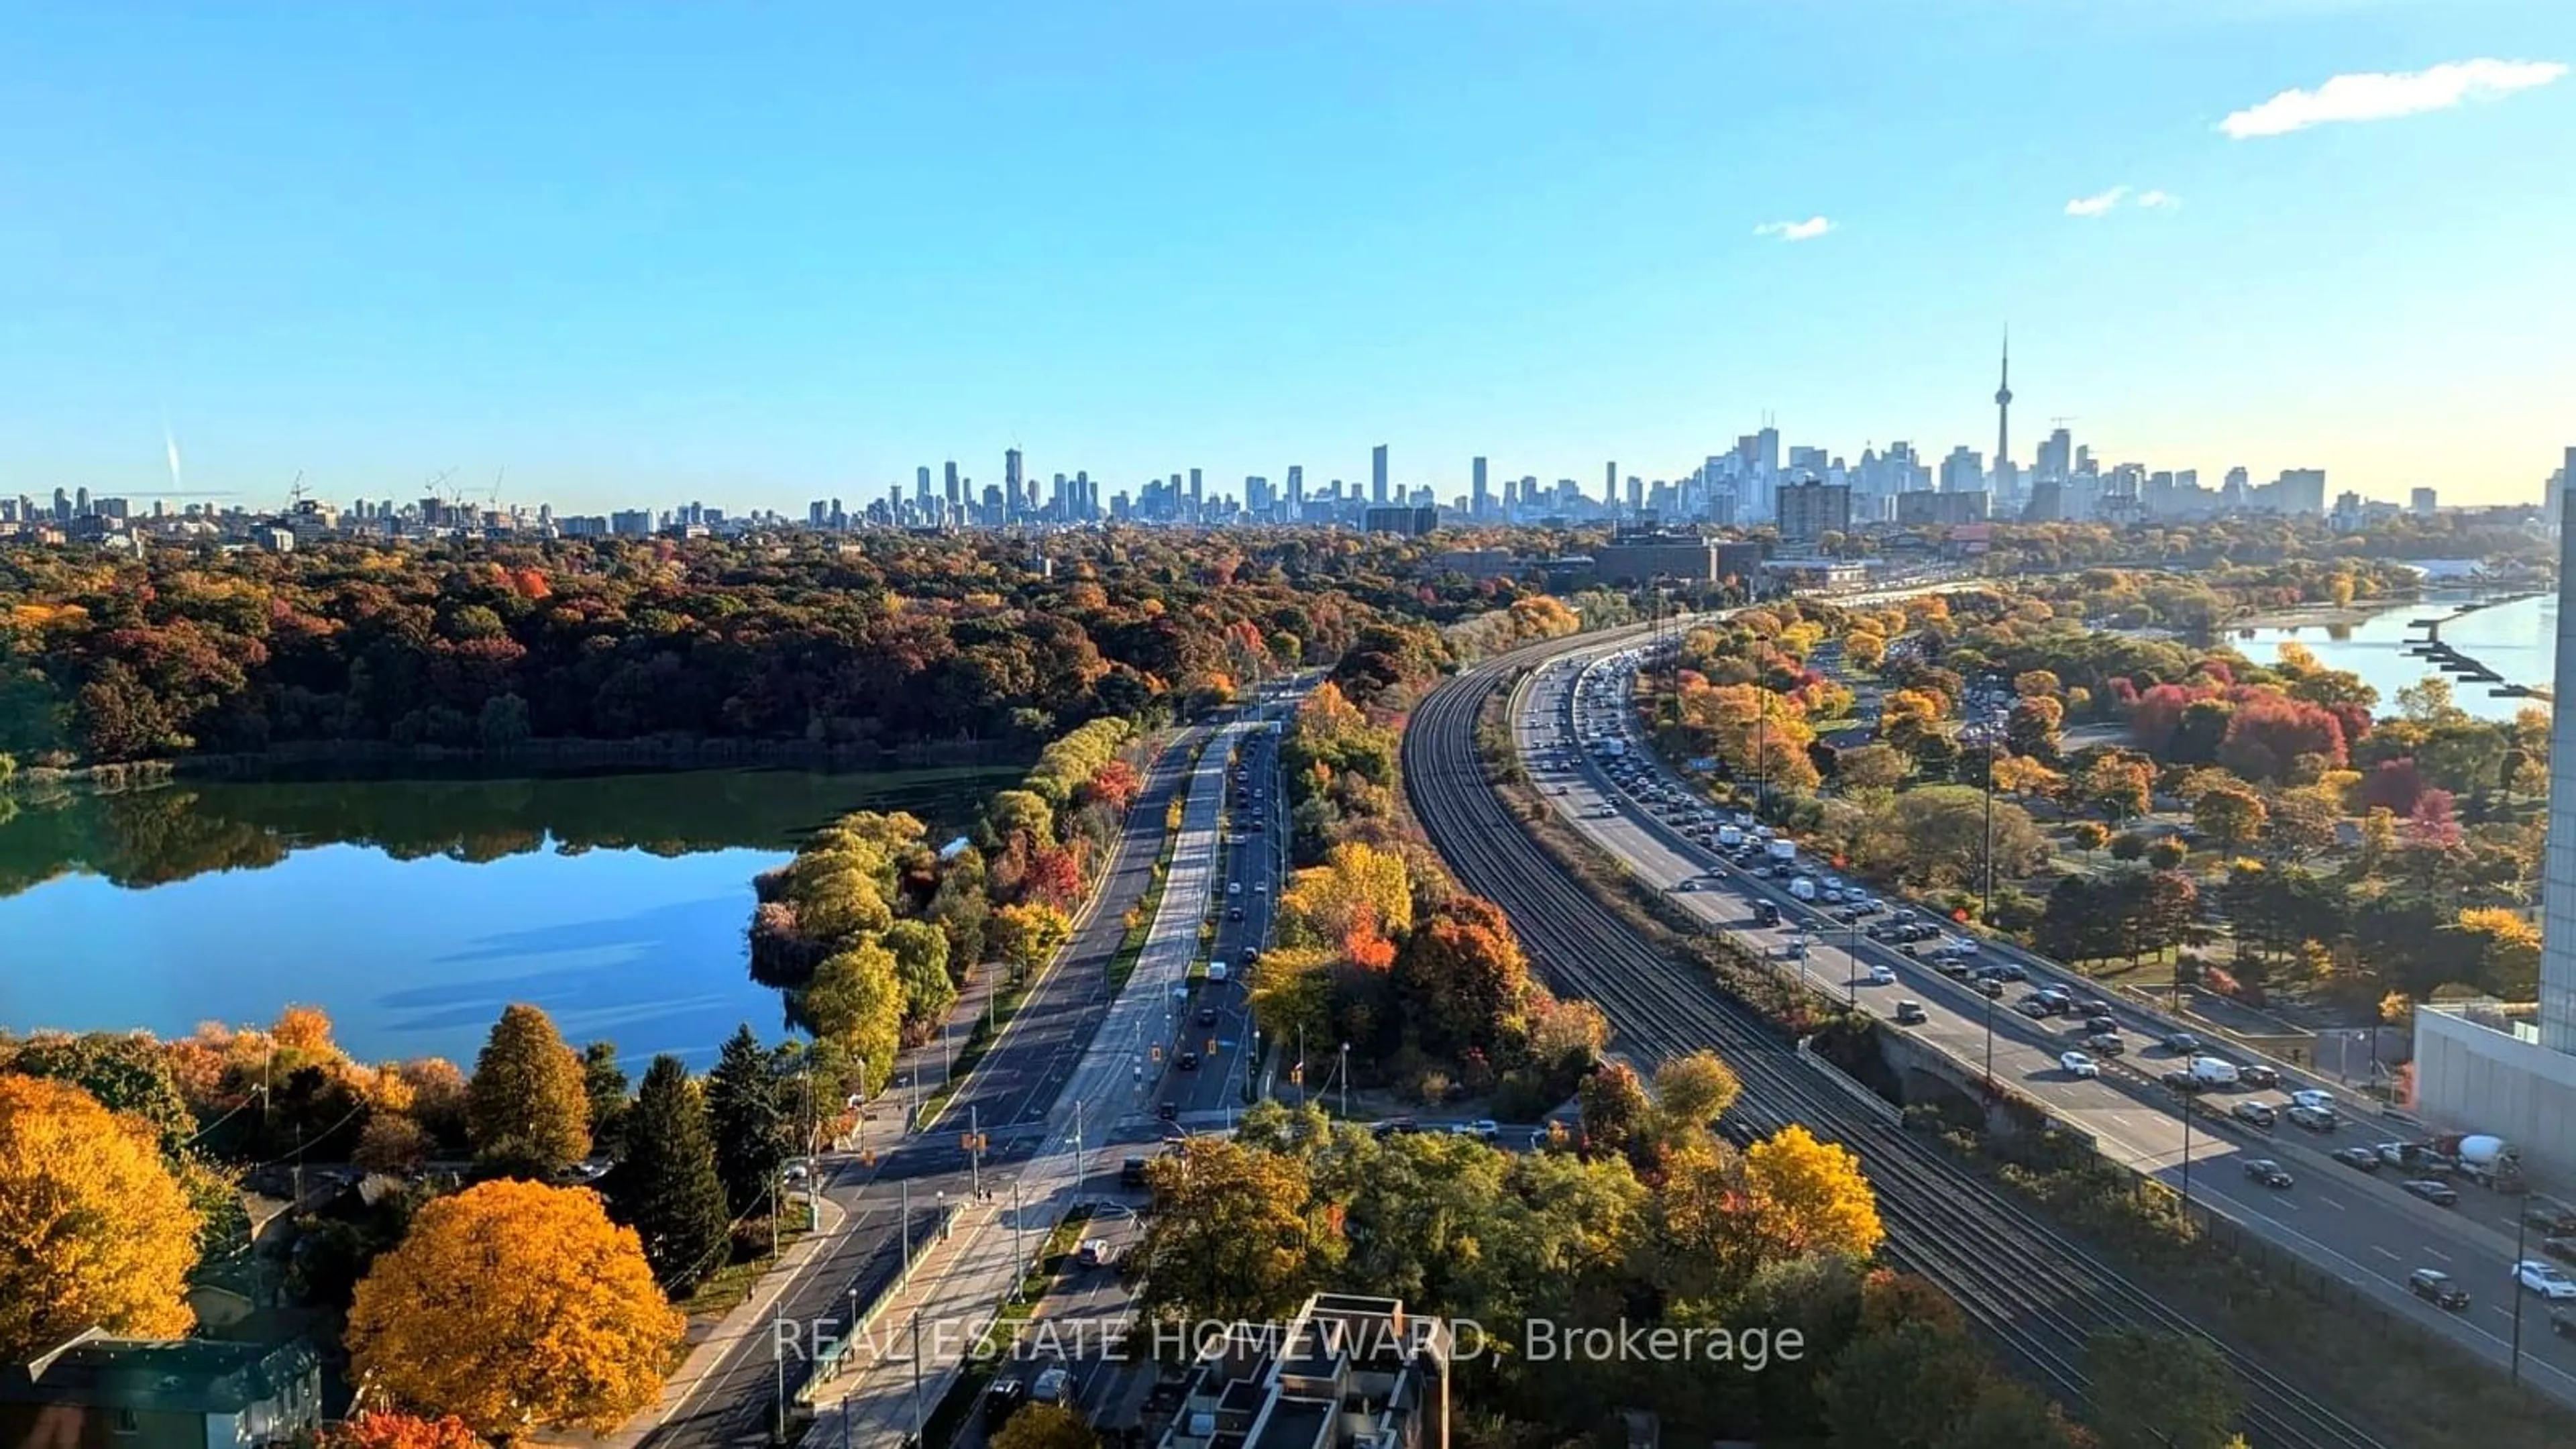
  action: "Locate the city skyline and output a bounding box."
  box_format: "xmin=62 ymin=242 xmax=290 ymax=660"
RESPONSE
xmin=1 ymin=3 xmax=2569 ymax=513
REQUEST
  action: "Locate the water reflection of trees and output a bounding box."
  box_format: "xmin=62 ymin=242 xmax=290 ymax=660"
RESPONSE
xmin=0 ymin=769 xmax=990 ymax=901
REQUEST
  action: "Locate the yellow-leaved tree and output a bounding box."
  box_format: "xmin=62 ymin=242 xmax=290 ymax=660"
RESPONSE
xmin=347 ymin=1179 xmax=683 ymax=1438
xmin=0 ymin=1076 xmax=203 ymax=1360
xmin=1742 ymin=1123 xmax=1884 ymax=1263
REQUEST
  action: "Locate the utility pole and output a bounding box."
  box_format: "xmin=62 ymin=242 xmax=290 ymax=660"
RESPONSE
xmin=2180 ymin=1094 xmax=2194 ymax=1210
xmin=1011 ymin=1179 xmax=1026 ymax=1301
xmin=2512 ymin=1206 xmax=2530 ymax=1383
xmin=969 ymin=1104 xmax=983 ymax=1197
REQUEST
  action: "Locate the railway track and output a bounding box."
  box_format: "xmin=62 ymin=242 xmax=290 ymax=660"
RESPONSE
xmin=1401 ymin=634 xmax=2384 ymax=1449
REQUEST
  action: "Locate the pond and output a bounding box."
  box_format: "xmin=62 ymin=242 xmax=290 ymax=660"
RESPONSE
xmin=0 ymin=766 xmax=1006 ymax=1070
xmin=2213 ymin=590 xmax=2555 ymax=724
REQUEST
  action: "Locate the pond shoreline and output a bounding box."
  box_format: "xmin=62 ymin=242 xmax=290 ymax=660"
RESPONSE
xmin=9 ymin=734 xmax=1035 ymax=792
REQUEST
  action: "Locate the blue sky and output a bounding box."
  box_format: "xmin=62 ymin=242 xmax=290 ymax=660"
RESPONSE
xmin=3 ymin=1 xmax=2569 ymax=514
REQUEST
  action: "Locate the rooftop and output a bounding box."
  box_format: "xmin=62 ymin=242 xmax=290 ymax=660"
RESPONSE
xmin=0 ymin=1333 xmax=316 ymax=1417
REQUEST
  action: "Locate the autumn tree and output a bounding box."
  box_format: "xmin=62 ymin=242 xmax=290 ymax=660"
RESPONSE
xmin=991 ymin=900 xmax=1073 ymax=983
xmin=605 ymin=1056 xmax=733 ymax=1293
xmin=2191 ymin=783 xmax=2266 ymax=857
xmin=465 ymin=1004 xmax=592 ymax=1179
xmin=2080 ymin=751 xmax=2155 ymax=824
xmin=1135 ymin=1138 xmax=1321 ymax=1323
xmin=1578 ymin=1061 xmax=1654 ymax=1161
xmin=2448 ymin=908 xmax=2542 ymax=998
xmin=0 ymin=1077 xmax=201 ymax=1360
xmin=705 ymin=1025 xmax=793 ymax=1216
xmin=348 ymin=1179 xmax=684 ymax=1438
xmin=318 ymin=1413 xmax=485 ymax=1449
xmin=1390 ymin=894 xmax=1534 ymax=1058
xmin=991 ymin=1403 xmax=1095 ymax=1449
xmin=1741 ymin=1124 xmax=1884 ymax=1263
xmin=2084 ymin=1326 xmax=2243 ymax=1449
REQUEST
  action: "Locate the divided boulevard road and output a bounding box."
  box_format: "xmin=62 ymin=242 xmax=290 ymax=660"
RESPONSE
xmin=644 ymin=690 xmax=1301 ymax=1449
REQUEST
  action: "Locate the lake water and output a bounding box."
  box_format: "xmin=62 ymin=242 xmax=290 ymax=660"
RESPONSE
xmin=2216 ymin=590 xmax=2557 ymax=724
xmin=0 ymin=767 xmax=1001 ymax=1070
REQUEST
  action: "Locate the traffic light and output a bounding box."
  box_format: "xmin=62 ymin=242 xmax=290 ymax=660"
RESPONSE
xmin=959 ymin=1132 xmax=988 ymax=1152
xmin=1150 ymin=1045 xmax=1163 ymax=1063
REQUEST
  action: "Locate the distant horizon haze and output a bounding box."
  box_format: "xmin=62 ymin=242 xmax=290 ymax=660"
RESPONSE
xmin=2 ymin=1 xmax=2569 ymax=515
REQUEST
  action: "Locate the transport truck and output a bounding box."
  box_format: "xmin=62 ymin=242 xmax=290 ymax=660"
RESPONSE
xmin=2436 ymin=1134 xmax=2527 ymax=1192
xmin=1766 ymin=839 xmax=1797 ymax=863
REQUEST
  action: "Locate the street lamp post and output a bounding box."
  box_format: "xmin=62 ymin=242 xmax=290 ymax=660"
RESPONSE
xmin=1982 ymin=991 xmax=1996 ymax=1083
xmin=2512 ymin=1204 xmax=2530 ymax=1383
xmin=1339 ymin=1043 xmax=1351 ymax=1119
xmin=2180 ymin=1092 xmax=2195 ymax=1210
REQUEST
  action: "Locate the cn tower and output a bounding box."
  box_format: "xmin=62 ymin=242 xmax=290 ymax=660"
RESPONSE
xmin=1994 ymin=329 xmax=2013 ymax=474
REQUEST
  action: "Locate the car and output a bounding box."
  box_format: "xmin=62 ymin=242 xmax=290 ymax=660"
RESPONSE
xmin=1227 ymin=881 xmax=1242 ymax=896
xmin=2161 ymin=1070 xmax=2206 ymax=1093
xmin=2082 ymin=1014 xmax=2119 ymax=1036
xmin=2289 ymin=1089 xmax=2338 ymax=1114
xmin=1371 ymin=1116 xmax=1421 ymax=1137
xmin=1195 ymin=1006 xmax=1219 ymax=1026
xmin=982 ymin=1377 xmax=1029 ymax=1428
xmin=2073 ymin=997 xmax=2114 ymax=1019
xmin=1032 ymin=1366 xmax=1073 ymax=1407
xmin=2408 ymin=1268 xmax=2471 ymax=1310
xmin=1119 ymin=1156 xmax=1150 ymax=1187
xmin=2238 ymin=1064 xmax=2280 ymax=1089
xmin=2019 ymin=998 xmax=2059 ymax=1019
xmin=2285 ymin=1104 xmax=2339 ymax=1133
xmin=1990 ymin=960 xmax=2023 ymax=981
xmin=2059 ymin=1051 xmax=2099 ymax=1079
xmin=1158 ymin=1099 xmax=1179 ymax=1122
xmin=2402 ymin=1179 xmax=2460 ymax=1207
xmin=2084 ymin=1032 xmax=2125 ymax=1056
xmin=2515 ymin=1260 xmax=2576 ymax=1299
xmin=2243 ymin=1159 xmax=2294 ymax=1188
xmin=1866 ymin=964 xmax=1896 ymax=986
xmin=1254 ymin=881 xmax=1268 ymax=894
xmin=2161 ymin=1031 xmax=2200 ymax=1053
xmin=1077 ymin=1238 xmax=1117 ymax=1268
xmin=2525 ymin=1200 xmax=2576 ymax=1235
xmin=1894 ymin=1001 xmax=1927 ymax=1025
xmin=1677 ymin=880 xmax=1697 ymax=893
xmin=2332 ymin=1145 xmax=2381 ymax=1171
xmin=1175 ymin=1051 xmax=1199 ymax=1071
xmin=1228 ymin=905 xmax=1244 ymax=920
xmin=1464 ymin=1119 xmax=1500 ymax=1141
xmin=2231 ymin=1102 xmax=2278 ymax=1128
xmin=1974 ymin=977 xmax=2004 ymax=998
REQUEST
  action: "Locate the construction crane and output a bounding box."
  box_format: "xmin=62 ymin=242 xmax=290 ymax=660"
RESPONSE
xmin=286 ymin=470 xmax=307 ymax=510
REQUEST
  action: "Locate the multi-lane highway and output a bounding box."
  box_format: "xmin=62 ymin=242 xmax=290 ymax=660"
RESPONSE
xmin=1161 ymin=723 xmax=1283 ymax=1122
xmin=1517 ymin=637 xmax=2576 ymax=1403
xmin=1404 ymin=628 xmax=2388 ymax=1449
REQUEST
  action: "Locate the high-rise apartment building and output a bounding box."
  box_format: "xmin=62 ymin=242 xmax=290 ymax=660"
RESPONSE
xmin=1776 ymin=479 xmax=1852 ymax=541
xmin=1939 ymin=446 xmax=1985 ymax=494
xmin=1004 ymin=449 xmax=1024 ymax=517
xmin=1371 ymin=445 xmax=1389 ymax=504
xmin=1470 ymin=457 xmax=1489 ymax=519
xmin=1603 ymin=462 xmax=1617 ymax=506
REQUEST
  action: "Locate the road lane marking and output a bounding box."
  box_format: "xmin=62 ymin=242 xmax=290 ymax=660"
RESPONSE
xmin=2374 ymin=1246 xmax=2400 ymax=1262
xmin=2426 ymin=1247 xmax=2453 ymax=1263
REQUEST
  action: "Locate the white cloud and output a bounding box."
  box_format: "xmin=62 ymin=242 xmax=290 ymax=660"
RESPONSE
xmin=1753 ymin=216 xmax=1834 ymax=242
xmin=2220 ymin=58 xmax=2568 ymax=138
xmin=2135 ymin=190 xmax=2181 ymax=209
xmin=2065 ymin=184 xmax=2131 ymax=217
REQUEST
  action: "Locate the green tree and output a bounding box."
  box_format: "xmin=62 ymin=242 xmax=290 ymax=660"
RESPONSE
xmin=992 ymin=900 xmax=1073 ymax=983
xmin=1652 ymin=1049 xmax=1742 ymax=1135
xmin=1136 ymin=1138 xmax=1321 ymax=1322
xmin=2084 ymin=1326 xmax=2243 ymax=1449
xmin=466 ymin=1004 xmax=592 ymax=1179
xmin=580 ymin=1041 xmax=631 ymax=1160
xmin=804 ymin=943 xmax=904 ymax=1093
xmin=882 ymin=919 xmax=957 ymax=1026
xmin=604 ymin=1057 xmax=732 ymax=1293
xmin=704 ymin=1025 xmax=793 ymax=1216
xmin=1821 ymin=1319 xmax=1992 ymax=1447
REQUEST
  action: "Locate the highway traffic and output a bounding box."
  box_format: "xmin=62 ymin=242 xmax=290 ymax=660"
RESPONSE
xmin=1515 ymin=637 xmax=2576 ymax=1401
xmin=1403 ymin=627 xmax=2383 ymax=1448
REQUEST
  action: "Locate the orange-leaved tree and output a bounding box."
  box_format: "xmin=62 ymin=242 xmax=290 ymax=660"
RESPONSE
xmin=348 ymin=1179 xmax=682 ymax=1438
